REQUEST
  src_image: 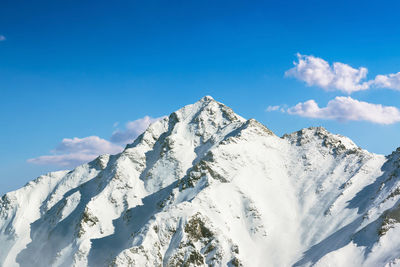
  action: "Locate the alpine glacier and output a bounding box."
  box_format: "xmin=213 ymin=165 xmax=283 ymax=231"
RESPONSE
xmin=1 ymin=96 xmax=400 ymax=267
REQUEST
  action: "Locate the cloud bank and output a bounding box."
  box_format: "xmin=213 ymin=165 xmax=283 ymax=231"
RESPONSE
xmin=286 ymin=54 xmax=400 ymax=93
xmin=286 ymin=96 xmax=400 ymax=124
xmin=28 ymin=116 xmax=164 ymax=168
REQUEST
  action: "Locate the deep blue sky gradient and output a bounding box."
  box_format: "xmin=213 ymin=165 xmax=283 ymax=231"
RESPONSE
xmin=1 ymin=0 xmax=400 ymax=194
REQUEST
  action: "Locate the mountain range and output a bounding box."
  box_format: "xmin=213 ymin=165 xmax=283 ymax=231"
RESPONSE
xmin=1 ymin=96 xmax=400 ymax=267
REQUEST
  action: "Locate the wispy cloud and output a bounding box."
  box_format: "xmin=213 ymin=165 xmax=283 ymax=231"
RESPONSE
xmin=285 ymin=53 xmax=370 ymax=94
xmin=266 ymin=105 xmax=280 ymax=112
xmin=27 ymin=136 xmax=123 ymax=167
xmin=110 ymin=116 xmax=166 ymax=144
xmin=285 ymin=96 xmax=400 ymax=124
xmin=28 ymin=116 xmax=165 ymax=168
xmin=0 ymin=35 xmax=6 ymax=42
xmin=53 ymin=136 xmax=122 ymax=155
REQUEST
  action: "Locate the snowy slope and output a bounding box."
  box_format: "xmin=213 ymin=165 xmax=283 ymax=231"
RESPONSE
xmin=1 ymin=96 xmax=400 ymax=267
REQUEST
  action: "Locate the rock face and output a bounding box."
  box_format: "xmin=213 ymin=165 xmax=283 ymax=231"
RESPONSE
xmin=1 ymin=96 xmax=400 ymax=267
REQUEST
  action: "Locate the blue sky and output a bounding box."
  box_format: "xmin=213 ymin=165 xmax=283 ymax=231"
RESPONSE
xmin=1 ymin=0 xmax=400 ymax=195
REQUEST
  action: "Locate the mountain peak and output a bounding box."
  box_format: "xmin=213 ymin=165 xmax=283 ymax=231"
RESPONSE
xmin=200 ymin=95 xmax=214 ymax=102
xmin=283 ymin=126 xmax=361 ymax=155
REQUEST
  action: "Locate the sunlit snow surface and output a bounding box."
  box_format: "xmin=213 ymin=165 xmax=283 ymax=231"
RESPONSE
xmin=1 ymin=96 xmax=400 ymax=267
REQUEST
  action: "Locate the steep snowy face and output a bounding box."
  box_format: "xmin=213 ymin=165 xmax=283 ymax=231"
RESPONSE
xmin=1 ymin=96 xmax=400 ymax=267
xmin=125 ymin=95 xmax=246 ymax=194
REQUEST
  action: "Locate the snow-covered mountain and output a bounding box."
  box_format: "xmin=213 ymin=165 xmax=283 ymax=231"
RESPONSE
xmin=1 ymin=96 xmax=400 ymax=267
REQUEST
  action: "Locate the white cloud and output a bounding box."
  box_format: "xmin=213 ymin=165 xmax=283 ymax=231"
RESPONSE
xmin=373 ymin=72 xmax=400 ymax=90
xmin=285 ymin=53 xmax=370 ymax=93
xmin=27 ymin=136 xmax=123 ymax=167
xmin=266 ymin=105 xmax=280 ymax=112
xmin=53 ymin=136 xmax=122 ymax=155
xmin=0 ymin=35 xmax=5 ymax=42
xmin=28 ymin=115 xmax=165 ymax=168
xmin=110 ymin=116 xmax=165 ymax=144
xmin=286 ymin=53 xmax=400 ymax=93
xmin=286 ymin=96 xmax=400 ymax=124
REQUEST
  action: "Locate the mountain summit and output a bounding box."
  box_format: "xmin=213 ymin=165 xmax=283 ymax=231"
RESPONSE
xmin=1 ymin=96 xmax=400 ymax=266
